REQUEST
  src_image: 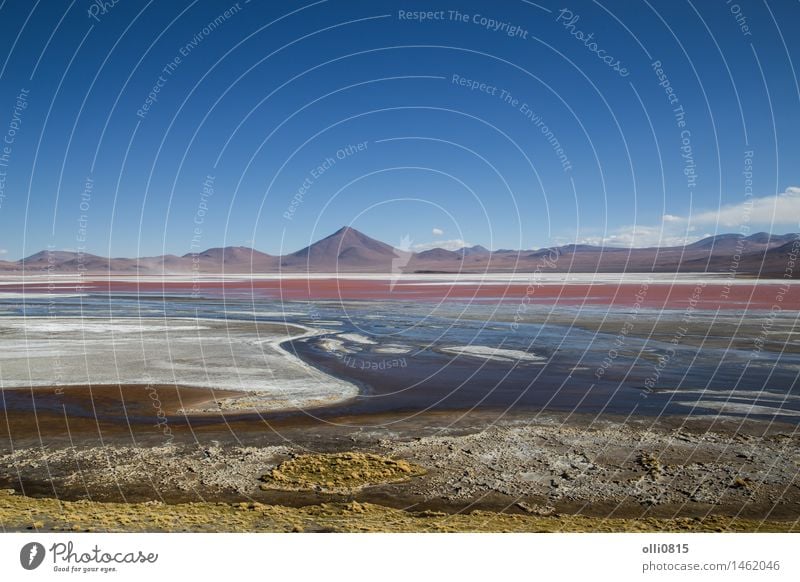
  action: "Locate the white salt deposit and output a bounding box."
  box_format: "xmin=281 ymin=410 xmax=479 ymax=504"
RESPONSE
xmin=440 ymin=345 xmax=547 ymax=363
xmin=0 ymin=317 xmax=358 ymax=411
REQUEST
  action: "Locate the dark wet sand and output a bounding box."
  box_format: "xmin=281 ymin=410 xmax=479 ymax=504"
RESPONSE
xmin=4 ymin=382 xmax=792 ymax=447
xmin=0 ymin=383 xmax=497 ymax=452
xmin=1 ymin=384 xmax=243 ymax=446
xmin=0 ymin=383 xmax=532 ymax=451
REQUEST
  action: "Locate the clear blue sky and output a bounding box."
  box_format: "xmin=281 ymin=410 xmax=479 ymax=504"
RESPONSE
xmin=0 ymin=0 xmax=798 ymax=259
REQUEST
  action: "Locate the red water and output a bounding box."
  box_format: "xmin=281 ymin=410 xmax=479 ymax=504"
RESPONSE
xmin=1 ymin=278 xmax=797 ymax=310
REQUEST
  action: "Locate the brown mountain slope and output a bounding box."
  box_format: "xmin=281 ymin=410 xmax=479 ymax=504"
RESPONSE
xmin=279 ymin=226 xmax=398 ymax=272
xmin=1 ymin=229 xmax=796 ymax=276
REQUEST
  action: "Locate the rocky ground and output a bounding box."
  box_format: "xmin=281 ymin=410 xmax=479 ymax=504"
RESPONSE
xmin=1 ymin=412 xmax=798 ymax=531
xmin=387 ymin=418 xmax=800 ymax=516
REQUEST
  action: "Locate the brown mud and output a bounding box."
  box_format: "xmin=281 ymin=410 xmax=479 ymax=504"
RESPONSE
xmin=1 ymin=384 xmax=798 ymax=532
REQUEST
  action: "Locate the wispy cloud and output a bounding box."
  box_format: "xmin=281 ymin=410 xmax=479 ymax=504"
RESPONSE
xmin=575 ymin=187 xmax=800 ymax=248
xmin=690 ymin=186 xmax=800 ymax=227
xmin=576 ymin=226 xmax=699 ymax=248
xmin=412 ymin=238 xmax=471 ymax=252
xmin=432 ymin=227 xmax=444 ymax=236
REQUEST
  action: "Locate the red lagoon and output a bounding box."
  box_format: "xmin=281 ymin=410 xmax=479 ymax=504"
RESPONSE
xmin=1 ymin=277 xmax=797 ymax=311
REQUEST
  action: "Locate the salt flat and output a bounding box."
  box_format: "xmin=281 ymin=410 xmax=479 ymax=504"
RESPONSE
xmin=0 ymin=317 xmax=357 ymax=411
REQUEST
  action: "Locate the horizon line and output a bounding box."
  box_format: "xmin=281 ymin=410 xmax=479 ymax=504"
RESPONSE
xmin=4 ymin=227 xmax=798 ymax=263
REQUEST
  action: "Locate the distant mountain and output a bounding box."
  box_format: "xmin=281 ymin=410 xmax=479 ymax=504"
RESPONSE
xmin=1 ymin=228 xmax=797 ymax=277
xmin=684 ymin=232 xmax=796 ymax=253
xmin=279 ymin=226 xmax=398 ymax=272
xmin=414 ymin=248 xmax=461 ymax=261
xmin=458 ymin=245 xmax=490 ymax=256
xmin=181 ymin=246 xmax=277 ymax=272
xmin=682 ymin=237 xmax=799 ymax=275
xmin=21 ymin=250 xmax=93 ymax=264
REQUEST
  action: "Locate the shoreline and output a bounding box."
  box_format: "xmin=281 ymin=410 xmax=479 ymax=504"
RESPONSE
xmin=4 ymin=381 xmax=795 ymax=444
xmin=0 ymin=316 xmax=360 ymax=414
xmin=2 ymin=399 xmax=797 ymax=530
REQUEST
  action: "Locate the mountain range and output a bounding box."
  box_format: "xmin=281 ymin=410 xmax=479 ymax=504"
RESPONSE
xmin=2 ymin=227 xmax=797 ymax=276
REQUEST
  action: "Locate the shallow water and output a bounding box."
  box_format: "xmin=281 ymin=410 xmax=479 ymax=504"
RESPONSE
xmin=1 ymin=290 xmax=798 ymax=423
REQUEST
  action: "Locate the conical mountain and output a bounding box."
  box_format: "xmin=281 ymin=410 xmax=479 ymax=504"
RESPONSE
xmin=281 ymin=226 xmax=399 ymax=272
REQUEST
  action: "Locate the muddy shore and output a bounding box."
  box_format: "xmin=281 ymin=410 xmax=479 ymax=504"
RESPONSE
xmin=1 ymin=384 xmax=798 ymax=532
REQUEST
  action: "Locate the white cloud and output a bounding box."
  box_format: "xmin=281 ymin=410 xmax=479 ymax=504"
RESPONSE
xmin=0 ymin=249 xmax=7 ymax=255
xmin=576 ymin=187 xmax=800 ymax=248
xmin=412 ymin=239 xmax=471 ymax=252
xmin=690 ymin=187 xmax=800 ymax=227
xmin=432 ymin=227 xmax=444 ymax=236
xmin=576 ymin=225 xmax=694 ymax=248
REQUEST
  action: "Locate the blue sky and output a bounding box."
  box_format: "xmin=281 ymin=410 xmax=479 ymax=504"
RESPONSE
xmin=0 ymin=0 xmax=798 ymax=259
